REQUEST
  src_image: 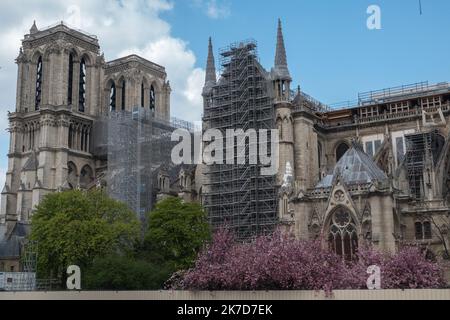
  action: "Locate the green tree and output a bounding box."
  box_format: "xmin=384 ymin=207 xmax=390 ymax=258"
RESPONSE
xmin=30 ymin=189 xmax=139 ymax=282
xmin=83 ymin=255 xmax=173 ymax=290
xmin=144 ymin=197 xmax=211 ymax=269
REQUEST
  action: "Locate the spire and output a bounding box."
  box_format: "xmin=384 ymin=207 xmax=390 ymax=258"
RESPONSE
xmin=275 ymin=19 xmax=287 ymax=67
xmin=30 ymin=20 xmax=38 ymax=34
xmin=273 ymin=19 xmax=291 ymax=80
xmin=205 ymin=37 xmax=216 ymax=86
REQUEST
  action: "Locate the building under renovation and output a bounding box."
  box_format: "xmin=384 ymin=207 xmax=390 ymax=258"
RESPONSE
xmin=1 ymin=18 xmax=450 ymax=269
xmin=0 ymin=22 xmax=201 ymax=270
xmin=92 ymin=107 xmax=190 ymax=223
xmin=202 ymin=39 xmax=278 ymax=238
xmin=202 ymin=20 xmax=450 ymax=259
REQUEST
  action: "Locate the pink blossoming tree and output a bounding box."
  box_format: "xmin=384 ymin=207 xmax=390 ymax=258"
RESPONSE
xmin=180 ymin=229 xmax=446 ymax=291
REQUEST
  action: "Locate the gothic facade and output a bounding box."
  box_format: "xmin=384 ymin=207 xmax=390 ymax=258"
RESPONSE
xmin=0 ymin=22 xmax=193 ymax=269
xmin=202 ymin=20 xmax=450 ymax=260
xmin=2 ymin=20 xmax=450 ymax=271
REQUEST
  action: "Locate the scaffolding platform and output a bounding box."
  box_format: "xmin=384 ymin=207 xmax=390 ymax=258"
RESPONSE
xmin=203 ymin=40 xmax=278 ymax=239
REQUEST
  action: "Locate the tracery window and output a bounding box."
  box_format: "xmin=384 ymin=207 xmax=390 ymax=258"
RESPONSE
xmin=328 ymin=207 xmax=358 ymax=260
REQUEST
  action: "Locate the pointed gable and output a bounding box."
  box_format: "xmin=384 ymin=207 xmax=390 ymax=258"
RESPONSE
xmin=316 ymin=142 xmax=389 ymax=188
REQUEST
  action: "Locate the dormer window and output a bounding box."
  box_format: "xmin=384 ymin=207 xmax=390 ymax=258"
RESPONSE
xmin=421 ymin=96 xmax=441 ymax=109
xmin=389 ymin=101 xmax=409 ymax=113
xmin=360 ymin=106 xmax=379 ymax=118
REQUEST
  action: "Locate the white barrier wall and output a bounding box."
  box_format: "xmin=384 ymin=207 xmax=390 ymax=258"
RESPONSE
xmin=0 ymin=290 xmax=450 ymax=300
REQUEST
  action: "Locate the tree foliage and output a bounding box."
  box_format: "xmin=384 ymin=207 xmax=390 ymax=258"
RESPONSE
xmin=83 ymin=255 xmax=173 ymax=290
xmin=30 ymin=189 xmax=140 ymax=280
xmin=144 ymin=197 xmax=211 ymax=269
xmin=181 ymin=229 xmax=447 ymax=291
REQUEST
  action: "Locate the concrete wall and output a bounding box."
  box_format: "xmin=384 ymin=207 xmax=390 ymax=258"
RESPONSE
xmin=1 ymin=290 xmax=450 ymax=300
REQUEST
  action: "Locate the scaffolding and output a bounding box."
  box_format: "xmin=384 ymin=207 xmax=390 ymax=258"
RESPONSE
xmin=0 ymin=240 xmax=37 ymax=291
xmin=405 ymin=130 xmax=444 ymax=199
xmin=97 ymin=107 xmax=178 ymax=225
xmin=203 ymin=40 xmax=278 ymax=239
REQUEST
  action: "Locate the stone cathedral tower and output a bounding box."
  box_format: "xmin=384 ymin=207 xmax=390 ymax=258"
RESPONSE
xmin=0 ymin=21 xmax=171 ymax=226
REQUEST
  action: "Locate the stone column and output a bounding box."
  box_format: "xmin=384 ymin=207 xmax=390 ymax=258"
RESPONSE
xmin=294 ymin=200 xmax=310 ymax=240
xmin=370 ymin=194 xmax=396 ymax=253
xmin=276 ymin=103 xmax=294 ymax=186
xmin=294 ymin=116 xmax=319 ymax=190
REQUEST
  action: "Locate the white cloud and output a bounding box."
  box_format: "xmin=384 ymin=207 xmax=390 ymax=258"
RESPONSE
xmin=0 ymin=0 xmax=205 ymax=134
xmin=192 ymin=0 xmax=230 ymax=19
xmin=206 ymin=0 xmax=230 ymax=19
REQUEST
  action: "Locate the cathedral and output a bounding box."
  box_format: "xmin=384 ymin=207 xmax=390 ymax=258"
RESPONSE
xmin=0 ymin=21 xmax=193 ymax=271
xmin=202 ymin=20 xmax=450 ymax=260
xmin=1 ymin=20 xmax=450 ymax=271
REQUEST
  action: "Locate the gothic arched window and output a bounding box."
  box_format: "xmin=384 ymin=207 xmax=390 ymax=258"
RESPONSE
xmin=150 ymin=85 xmax=156 ymax=111
xmin=336 ymin=142 xmax=349 ymax=162
xmin=141 ymin=82 xmax=145 ymax=108
xmin=415 ymin=221 xmax=423 ymax=240
xmin=68 ymin=124 xmax=73 ymax=149
xmin=318 ymin=142 xmax=323 ymax=179
xmin=35 ymin=56 xmax=43 ymax=110
xmin=415 ymin=221 xmax=432 ymax=240
xmin=121 ymin=80 xmax=126 ymax=111
xmin=328 ymin=207 xmax=358 ymax=260
xmin=423 ymin=221 xmax=432 ymax=240
xmin=78 ymin=58 xmax=86 ymax=112
xmin=109 ymin=83 xmax=116 ymax=112
xmin=68 ymin=53 xmax=74 ymax=105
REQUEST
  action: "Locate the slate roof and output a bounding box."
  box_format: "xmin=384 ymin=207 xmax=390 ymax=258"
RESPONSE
xmin=0 ymin=223 xmax=30 ymax=259
xmin=316 ymin=142 xmax=389 ymax=189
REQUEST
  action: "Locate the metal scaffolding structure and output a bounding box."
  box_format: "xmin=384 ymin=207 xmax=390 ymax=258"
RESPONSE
xmin=93 ymin=107 xmax=181 ymax=224
xmin=203 ymin=40 xmax=278 ymax=239
xmin=405 ymin=130 xmax=444 ymax=199
xmin=0 ymin=240 xmax=37 ymax=291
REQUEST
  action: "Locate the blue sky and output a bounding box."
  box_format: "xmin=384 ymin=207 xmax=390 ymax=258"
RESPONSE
xmin=0 ymin=0 xmax=449 ymax=187
xmin=166 ymin=0 xmax=450 ymax=104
